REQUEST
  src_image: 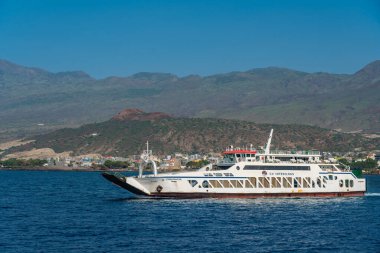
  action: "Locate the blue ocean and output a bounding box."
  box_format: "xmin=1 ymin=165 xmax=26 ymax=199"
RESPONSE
xmin=0 ymin=171 xmax=379 ymax=253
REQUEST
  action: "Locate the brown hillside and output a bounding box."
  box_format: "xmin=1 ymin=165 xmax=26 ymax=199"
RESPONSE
xmin=112 ymin=108 xmax=171 ymax=121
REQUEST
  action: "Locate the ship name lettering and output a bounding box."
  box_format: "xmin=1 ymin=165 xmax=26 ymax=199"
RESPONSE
xmin=269 ymin=172 xmax=294 ymax=176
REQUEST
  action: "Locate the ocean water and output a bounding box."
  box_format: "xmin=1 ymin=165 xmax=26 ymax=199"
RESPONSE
xmin=0 ymin=171 xmax=379 ymax=253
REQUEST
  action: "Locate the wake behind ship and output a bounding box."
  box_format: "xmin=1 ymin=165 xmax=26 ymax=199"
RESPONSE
xmin=102 ymin=130 xmax=366 ymax=198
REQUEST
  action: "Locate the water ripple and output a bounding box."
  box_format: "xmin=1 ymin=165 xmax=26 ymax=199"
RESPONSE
xmin=0 ymin=171 xmax=379 ymax=253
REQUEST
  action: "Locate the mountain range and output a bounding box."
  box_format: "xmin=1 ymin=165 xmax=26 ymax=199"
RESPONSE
xmin=0 ymin=59 xmax=379 ymax=141
xmin=3 ymin=109 xmax=379 ymax=157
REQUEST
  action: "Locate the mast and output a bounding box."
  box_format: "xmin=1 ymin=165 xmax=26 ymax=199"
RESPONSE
xmin=265 ymin=129 xmax=273 ymax=155
xmin=138 ymin=140 xmax=158 ymax=177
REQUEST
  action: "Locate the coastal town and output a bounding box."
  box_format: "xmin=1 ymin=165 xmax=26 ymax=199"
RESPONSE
xmin=1 ymin=145 xmax=379 ymax=174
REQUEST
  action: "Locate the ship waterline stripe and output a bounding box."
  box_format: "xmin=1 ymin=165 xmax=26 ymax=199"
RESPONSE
xmin=149 ymin=191 xmax=365 ymax=198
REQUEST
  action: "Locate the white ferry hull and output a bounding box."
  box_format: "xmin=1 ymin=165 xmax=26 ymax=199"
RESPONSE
xmin=102 ymin=129 xmax=366 ymax=199
xmin=102 ymin=168 xmax=366 ymax=199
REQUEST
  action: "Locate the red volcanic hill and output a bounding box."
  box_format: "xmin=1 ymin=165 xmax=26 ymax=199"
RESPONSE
xmin=112 ymin=108 xmax=171 ymax=121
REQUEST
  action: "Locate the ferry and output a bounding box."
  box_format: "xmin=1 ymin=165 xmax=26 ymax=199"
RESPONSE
xmin=102 ymin=130 xmax=366 ymax=198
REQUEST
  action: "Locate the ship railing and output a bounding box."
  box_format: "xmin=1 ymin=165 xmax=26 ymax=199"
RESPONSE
xmin=256 ymin=150 xmax=320 ymax=155
xmin=225 ymin=147 xmax=257 ymax=152
xmin=338 ymin=162 xmax=351 ymax=172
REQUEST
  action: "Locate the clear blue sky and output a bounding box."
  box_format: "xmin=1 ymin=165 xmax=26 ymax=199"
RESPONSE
xmin=0 ymin=0 xmax=379 ymax=78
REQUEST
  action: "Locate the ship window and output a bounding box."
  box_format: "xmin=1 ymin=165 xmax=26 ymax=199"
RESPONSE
xmin=220 ymin=180 xmax=232 ymax=188
xmin=345 ymin=179 xmax=349 ymax=187
xmin=328 ymin=175 xmax=333 ymax=180
xmin=258 ymin=177 xmax=264 ymax=188
xmin=283 ymin=177 xmax=292 ymax=188
xmin=264 ymin=178 xmax=270 ymax=188
xmin=334 ymin=176 xmax=337 ymax=180
xmin=350 ymin=180 xmax=354 ymax=188
xmin=209 ymin=180 xmax=223 ymax=188
xmin=202 ymin=180 xmax=210 ymax=188
xmin=230 ymin=180 xmax=244 ymax=188
xmin=317 ymin=178 xmax=321 ymax=188
xmin=312 ymin=180 xmax=315 ymax=188
xmin=259 ymin=177 xmax=270 ymax=188
xmin=245 ymin=180 xmax=253 ymax=188
xmin=339 ymin=180 xmax=343 ymax=187
xmin=303 ymin=177 xmax=311 ymax=188
xmin=276 ymin=177 xmax=282 ymax=188
xmin=188 ymin=180 xmax=198 ymax=187
xmin=271 ymin=177 xmax=281 ymax=188
xmin=319 ymin=165 xmax=335 ymax=171
xmin=248 ymin=177 xmax=257 ymax=188
xmin=294 ymin=177 xmax=302 ymax=188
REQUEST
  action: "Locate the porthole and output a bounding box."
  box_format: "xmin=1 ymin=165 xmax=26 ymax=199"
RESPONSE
xmin=236 ymin=166 xmax=240 ymax=170
xmin=188 ymin=180 xmax=198 ymax=187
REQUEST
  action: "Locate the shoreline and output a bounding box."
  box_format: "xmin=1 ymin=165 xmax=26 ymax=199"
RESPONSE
xmin=1 ymin=167 xmax=379 ymax=175
xmin=0 ymin=166 xmax=135 ymax=172
xmin=0 ymin=167 xmax=179 ymax=173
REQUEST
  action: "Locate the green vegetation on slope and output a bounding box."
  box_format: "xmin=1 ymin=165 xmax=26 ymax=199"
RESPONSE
xmin=0 ymin=158 xmax=47 ymax=168
xmin=4 ymin=112 xmax=379 ymax=157
xmin=338 ymin=158 xmax=379 ymax=170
